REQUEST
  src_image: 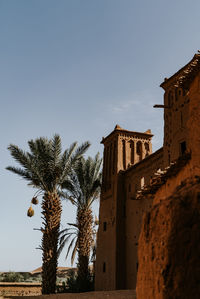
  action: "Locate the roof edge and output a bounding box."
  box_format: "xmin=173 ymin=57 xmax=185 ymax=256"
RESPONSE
xmin=160 ymin=52 xmax=200 ymax=90
xmin=101 ymin=126 xmax=153 ymax=144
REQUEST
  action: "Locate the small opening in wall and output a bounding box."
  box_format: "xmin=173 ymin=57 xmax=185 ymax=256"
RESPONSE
xmin=123 ymin=205 xmax=126 ymax=218
xmin=180 ymin=141 xmax=186 ymax=155
xmin=103 ymin=262 xmax=106 ymax=273
xmin=136 ymin=141 xmax=142 ymax=161
xmin=168 ymin=154 xmax=170 ymax=165
xmin=103 ymin=222 xmax=107 ymax=231
xmin=136 ymin=262 xmax=139 ymax=272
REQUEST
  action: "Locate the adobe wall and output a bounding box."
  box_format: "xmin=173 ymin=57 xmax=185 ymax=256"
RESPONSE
xmin=136 ymin=71 xmax=200 ymax=298
xmin=95 ymin=188 xmax=117 ymax=291
xmin=163 ymin=87 xmax=190 ymax=166
xmin=137 ymin=176 xmax=200 ymax=299
xmin=123 ymin=148 xmax=163 ymax=289
xmin=95 ymin=127 xmax=154 ymax=291
xmin=152 ymin=72 xmax=200 ymax=204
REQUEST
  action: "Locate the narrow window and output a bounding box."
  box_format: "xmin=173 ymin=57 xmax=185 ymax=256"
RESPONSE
xmin=168 ymin=153 xmax=170 ymax=165
xmin=136 ymin=262 xmax=139 ymax=272
xmin=122 ymin=140 xmax=126 ymax=170
xmin=103 ymin=222 xmax=107 ymax=231
xmin=136 ymin=141 xmax=142 ymax=161
xmin=123 ymin=205 xmax=126 ymax=218
xmin=112 ymin=141 xmax=116 ymax=174
xmin=103 ymin=262 xmax=106 ymax=273
xmin=130 ymin=140 xmax=134 ymax=164
xmin=180 ymin=141 xmax=186 ymax=155
xmin=145 ymin=142 xmax=149 ymax=157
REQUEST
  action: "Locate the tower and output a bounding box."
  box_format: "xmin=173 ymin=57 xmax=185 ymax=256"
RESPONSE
xmin=95 ymin=125 xmax=153 ymax=291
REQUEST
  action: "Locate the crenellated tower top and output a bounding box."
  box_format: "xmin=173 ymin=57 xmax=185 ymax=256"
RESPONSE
xmin=101 ymin=125 xmax=153 ymax=192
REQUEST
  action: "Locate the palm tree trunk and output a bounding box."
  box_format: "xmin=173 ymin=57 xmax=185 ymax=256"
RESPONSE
xmin=77 ymin=207 xmax=93 ymax=292
xmin=41 ymin=191 xmax=62 ymax=294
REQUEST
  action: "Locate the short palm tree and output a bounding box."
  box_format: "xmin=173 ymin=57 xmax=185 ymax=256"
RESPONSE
xmin=6 ymin=135 xmax=90 ymax=294
xmin=61 ymin=153 xmax=102 ymax=291
xmin=58 ymin=216 xmax=99 ymax=266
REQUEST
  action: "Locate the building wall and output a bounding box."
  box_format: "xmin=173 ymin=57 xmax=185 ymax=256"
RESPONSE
xmin=95 ymin=127 xmax=154 ymax=290
xmin=123 ymin=148 xmax=163 ymax=289
xmin=163 ymin=85 xmax=190 ymax=166
xmin=154 ymin=72 xmax=200 ymax=204
xmin=95 ymin=56 xmax=200 ymax=292
xmin=136 ymin=70 xmax=200 ymax=298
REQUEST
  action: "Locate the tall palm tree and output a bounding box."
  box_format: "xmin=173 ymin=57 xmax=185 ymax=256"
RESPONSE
xmin=6 ymin=135 xmax=90 ymax=294
xmin=61 ymin=153 xmax=102 ymax=291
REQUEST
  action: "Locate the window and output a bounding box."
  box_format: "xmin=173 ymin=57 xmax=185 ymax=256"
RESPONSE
xmin=180 ymin=141 xmax=186 ymax=155
xmin=103 ymin=262 xmax=106 ymax=273
xmin=103 ymin=222 xmax=107 ymax=231
xmin=122 ymin=140 xmax=126 ymax=170
xmin=129 ymin=140 xmax=134 ymax=164
xmin=136 ymin=141 xmax=142 ymax=161
xmin=168 ymin=153 xmax=171 ymax=164
xmin=145 ymin=142 xmax=150 ymax=157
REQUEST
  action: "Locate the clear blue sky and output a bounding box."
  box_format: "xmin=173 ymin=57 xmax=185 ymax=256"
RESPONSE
xmin=1 ymin=0 xmax=200 ymax=271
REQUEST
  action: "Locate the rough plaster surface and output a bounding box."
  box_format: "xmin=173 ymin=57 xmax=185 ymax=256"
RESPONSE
xmin=136 ymin=177 xmax=200 ymax=299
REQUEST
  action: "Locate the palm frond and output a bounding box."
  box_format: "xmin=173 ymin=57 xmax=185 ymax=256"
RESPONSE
xmin=71 ymin=238 xmax=78 ymax=265
xmin=7 ymin=144 xmax=33 ymax=171
xmin=71 ymin=142 xmax=90 ymax=164
xmin=6 ymin=166 xmax=33 ymax=182
xmin=65 ymin=236 xmax=77 ymax=261
xmin=52 ymin=134 xmax=62 ymax=165
xmin=58 ymin=234 xmax=72 ymax=257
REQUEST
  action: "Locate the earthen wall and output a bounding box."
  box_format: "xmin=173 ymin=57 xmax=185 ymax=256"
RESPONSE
xmin=96 ymin=55 xmax=200 ymax=293
xmin=123 ymin=148 xmax=163 ymax=289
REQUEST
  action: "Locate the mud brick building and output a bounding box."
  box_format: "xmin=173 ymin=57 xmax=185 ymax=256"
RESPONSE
xmin=95 ymin=52 xmax=200 ymax=291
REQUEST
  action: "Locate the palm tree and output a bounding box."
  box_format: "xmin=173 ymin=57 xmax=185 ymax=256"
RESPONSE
xmin=58 ymin=216 xmax=99 ymax=266
xmin=6 ymin=135 xmax=90 ymax=294
xmin=61 ymin=153 xmax=102 ymax=291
